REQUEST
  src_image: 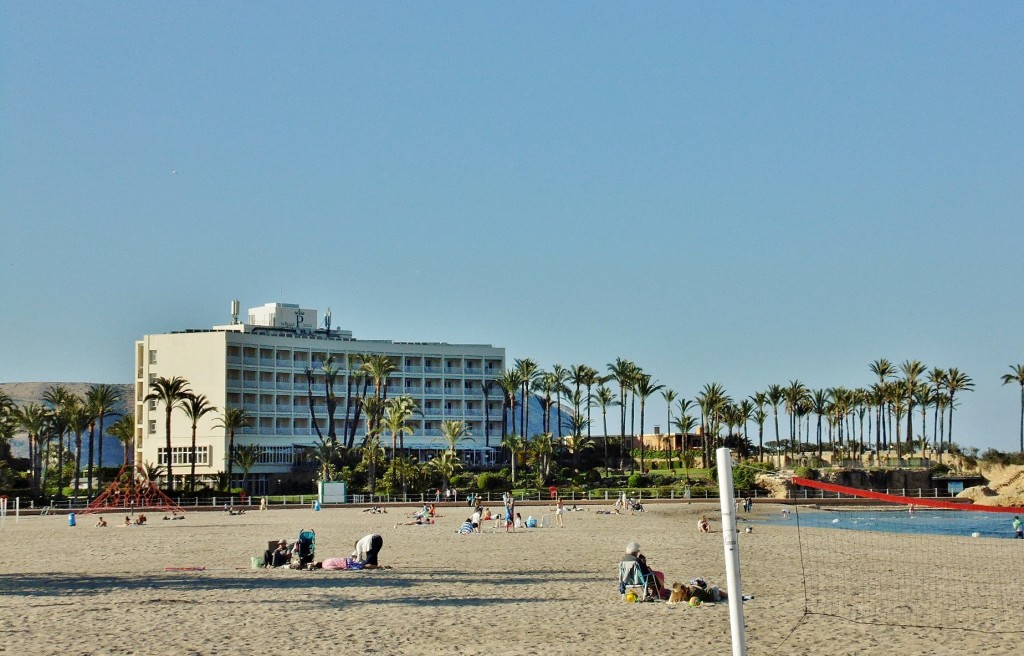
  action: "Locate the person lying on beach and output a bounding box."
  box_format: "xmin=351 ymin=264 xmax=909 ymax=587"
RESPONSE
xmin=678 ymin=578 xmax=725 ymax=603
xmin=362 ymin=505 xmax=387 ymax=514
xmin=458 ymin=518 xmax=475 ymax=534
xmin=123 ymin=516 xmax=132 ymax=527
xmin=672 ymin=577 xmax=751 ymax=604
xmin=395 ymin=517 xmax=434 ymax=526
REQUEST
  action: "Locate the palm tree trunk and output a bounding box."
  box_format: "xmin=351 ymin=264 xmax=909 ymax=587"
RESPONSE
xmin=190 ymin=427 xmax=197 ymax=493
xmin=87 ymin=424 xmax=95 ymax=496
xmin=97 ymin=415 xmax=106 ymax=491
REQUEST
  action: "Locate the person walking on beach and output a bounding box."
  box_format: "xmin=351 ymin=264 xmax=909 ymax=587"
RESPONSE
xmin=555 ymin=497 xmax=565 ymax=528
xmin=504 ymin=493 xmax=515 ymax=533
xmin=1013 ymin=516 xmax=1023 ymax=539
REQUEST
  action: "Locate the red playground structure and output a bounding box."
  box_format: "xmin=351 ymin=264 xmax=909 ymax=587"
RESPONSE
xmin=78 ymin=463 xmax=186 ymax=516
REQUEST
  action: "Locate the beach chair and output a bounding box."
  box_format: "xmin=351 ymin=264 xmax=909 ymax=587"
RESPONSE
xmin=295 ymin=529 xmax=315 ymax=567
xmin=619 ymin=559 xmax=658 ymax=602
xmin=540 ymin=515 xmax=551 ymax=528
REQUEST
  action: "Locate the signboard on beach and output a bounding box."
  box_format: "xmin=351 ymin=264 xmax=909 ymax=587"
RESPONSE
xmin=318 ymin=481 xmax=347 ymax=504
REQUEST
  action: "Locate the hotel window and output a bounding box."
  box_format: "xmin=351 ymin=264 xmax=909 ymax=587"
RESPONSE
xmin=148 ymin=420 xmax=156 ymax=434
xmin=149 ymin=350 xmax=157 ymax=364
xmin=158 ymin=446 xmax=210 ymax=466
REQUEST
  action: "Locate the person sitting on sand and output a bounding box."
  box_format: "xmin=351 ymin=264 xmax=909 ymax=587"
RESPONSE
xmin=352 ymin=533 xmax=385 ymax=568
xmin=697 ymin=515 xmax=711 ymax=533
xmin=621 ymin=541 xmax=665 ymax=598
xmin=123 ymin=515 xmax=132 ymax=527
xmin=95 ymin=516 xmax=107 ymax=527
xmin=264 ymin=539 xmax=293 ymax=568
xmin=136 ymin=514 xmax=147 ymax=525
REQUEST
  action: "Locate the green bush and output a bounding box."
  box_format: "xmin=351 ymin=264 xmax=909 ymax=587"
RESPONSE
xmin=449 ymin=474 xmax=474 ymax=490
xmin=475 ymin=471 xmax=509 ymax=492
xmin=793 ymin=466 xmax=818 ymax=481
xmin=627 ymin=473 xmax=650 ymax=488
xmin=584 ymin=468 xmax=603 ymax=484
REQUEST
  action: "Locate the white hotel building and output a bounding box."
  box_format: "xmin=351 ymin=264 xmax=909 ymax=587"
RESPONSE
xmin=135 ymin=302 xmax=505 ymax=495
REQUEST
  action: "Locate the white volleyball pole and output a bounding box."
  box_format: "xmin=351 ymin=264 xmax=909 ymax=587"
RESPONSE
xmin=716 ymin=447 xmax=747 ymax=656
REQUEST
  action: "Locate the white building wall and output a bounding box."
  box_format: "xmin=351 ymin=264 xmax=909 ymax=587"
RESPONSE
xmin=136 ymin=307 xmax=505 ymax=487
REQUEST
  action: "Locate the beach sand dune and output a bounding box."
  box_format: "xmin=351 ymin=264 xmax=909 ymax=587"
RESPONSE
xmin=0 ymin=503 xmax=1010 ymax=655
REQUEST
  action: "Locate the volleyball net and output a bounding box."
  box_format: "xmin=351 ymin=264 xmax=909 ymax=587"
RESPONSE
xmin=787 ymin=476 xmax=1024 ymax=634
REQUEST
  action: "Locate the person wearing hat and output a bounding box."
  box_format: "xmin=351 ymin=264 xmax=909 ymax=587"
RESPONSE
xmin=264 ymin=538 xmax=293 ymax=568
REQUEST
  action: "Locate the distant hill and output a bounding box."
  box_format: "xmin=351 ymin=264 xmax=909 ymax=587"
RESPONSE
xmin=1 ymin=382 xmax=133 ymax=465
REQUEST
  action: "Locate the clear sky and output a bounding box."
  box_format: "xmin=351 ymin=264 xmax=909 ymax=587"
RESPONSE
xmin=2 ymin=3 xmax=1021 ymax=452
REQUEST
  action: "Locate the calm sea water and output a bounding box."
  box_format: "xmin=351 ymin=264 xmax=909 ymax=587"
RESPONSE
xmin=761 ymin=508 xmax=1023 ymax=539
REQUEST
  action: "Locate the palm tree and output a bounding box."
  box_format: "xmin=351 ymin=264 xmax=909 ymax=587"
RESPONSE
xmin=181 ymin=393 xmax=217 ymax=493
xmin=783 ymin=380 xmax=808 ymax=455
xmin=661 ymin=388 xmax=676 ymax=468
xmin=697 ymin=383 xmax=729 ymax=465
xmin=535 ymin=371 xmax=555 ymax=434
xmin=495 ymin=369 xmax=524 ymax=444
xmin=528 ymin=432 xmax=554 ymax=485
xmin=85 ymin=383 xmax=122 ymax=494
xmin=107 ymin=414 xmax=136 ymax=466
xmin=634 ymin=373 xmax=664 ymax=472
xmin=765 ymin=384 xmax=784 ymax=464
xmin=233 ymin=444 xmax=263 ymax=496
xmin=427 ymin=450 xmax=462 ymax=490
xmin=66 ymin=398 xmax=93 ymax=495
xmin=671 ymin=414 xmax=697 ymax=475
xmin=514 ymin=358 xmax=541 ymax=438
xmin=928 ymin=368 xmax=947 ymax=450
xmin=310 ymin=435 xmax=342 ymax=482
xmin=811 ymin=389 xmax=828 ymax=457
xmin=1002 ymin=364 xmax=1024 ymax=452
xmin=361 ymin=354 xmax=399 ymax=436
xmin=320 ymin=355 xmax=342 ymax=443
xmin=674 ymin=397 xmax=695 ymax=460
xmin=382 ymin=395 xmax=418 ymax=459
xmin=563 ymin=416 xmax=593 ymax=472
xmin=501 ymin=433 xmax=525 ymax=485
xmin=441 ymin=419 xmax=472 ymax=455
xmin=870 ymin=359 xmax=895 ymax=449
xmin=42 ymin=385 xmax=74 ymax=497
xmin=750 ymin=392 xmax=768 ymax=462
xmin=594 ymin=384 xmax=615 ymax=474
xmin=550 ymin=364 xmax=570 ymax=439
xmin=215 ymin=407 xmax=251 ymax=492
xmin=943 ymin=368 xmax=974 ymax=449
xmin=607 ymin=358 xmax=636 ymax=470
xmin=144 ymin=376 xmax=192 ymax=491
xmin=481 ymin=377 xmax=494 ymax=449
xmin=15 ymin=402 xmax=50 ymax=494
xmin=900 ymin=360 xmax=927 ymax=457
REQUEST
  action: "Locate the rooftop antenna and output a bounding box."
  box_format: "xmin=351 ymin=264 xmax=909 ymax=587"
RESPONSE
xmin=324 ymin=307 xmax=332 ymax=336
xmin=230 ymin=299 xmax=240 ymax=324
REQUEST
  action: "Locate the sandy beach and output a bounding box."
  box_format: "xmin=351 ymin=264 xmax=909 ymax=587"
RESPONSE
xmin=0 ymin=501 xmax=1013 ymax=656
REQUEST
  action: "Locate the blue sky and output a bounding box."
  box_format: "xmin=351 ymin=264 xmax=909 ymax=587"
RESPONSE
xmin=2 ymin=3 xmax=1021 ymax=452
